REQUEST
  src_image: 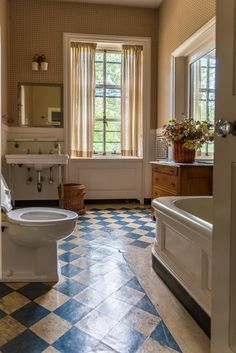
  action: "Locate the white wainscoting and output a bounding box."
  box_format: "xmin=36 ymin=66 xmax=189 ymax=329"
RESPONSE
xmin=69 ymin=158 xmax=145 ymax=203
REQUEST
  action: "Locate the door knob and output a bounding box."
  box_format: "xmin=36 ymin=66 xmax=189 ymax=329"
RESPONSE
xmin=215 ymin=119 xmax=236 ymax=137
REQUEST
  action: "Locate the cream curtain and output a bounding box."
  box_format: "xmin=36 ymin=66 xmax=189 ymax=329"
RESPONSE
xmin=70 ymin=42 xmax=97 ymax=157
xmin=121 ymin=45 xmax=143 ymax=157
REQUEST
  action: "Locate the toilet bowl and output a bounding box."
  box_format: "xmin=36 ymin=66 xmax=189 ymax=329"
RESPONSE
xmin=1 ymin=176 xmax=78 ymax=282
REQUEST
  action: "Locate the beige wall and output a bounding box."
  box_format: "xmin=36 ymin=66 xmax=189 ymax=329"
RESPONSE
xmin=1 ymin=0 xmax=9 ymax=178
xmin=0 ymin=0 xmax=8 ymax=124
xmin=9 ymin=0 xmax=158 ymax=128
xmin=157 ymin=0 xmax=216 ymax=127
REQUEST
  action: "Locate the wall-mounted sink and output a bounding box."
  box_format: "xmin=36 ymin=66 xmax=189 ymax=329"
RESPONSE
xmin=5 ymin=154 xmax=69 ymax=171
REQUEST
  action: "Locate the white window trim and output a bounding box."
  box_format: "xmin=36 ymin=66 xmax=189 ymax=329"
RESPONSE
xmin=63 ymin=33 xmax=151 ymax=185
xmin=170 ymin=17 xmax=216 ymax=118
xmin=170 ymin=17 xmax=216 ymax=160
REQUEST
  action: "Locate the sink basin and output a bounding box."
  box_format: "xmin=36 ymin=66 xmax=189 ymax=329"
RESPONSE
xmin=5 ymin=154 xmax=69 ymax=170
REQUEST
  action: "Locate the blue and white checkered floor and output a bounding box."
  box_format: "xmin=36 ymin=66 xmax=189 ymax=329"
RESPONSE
xmin=0 ymin=207 xmax=182 ymax=353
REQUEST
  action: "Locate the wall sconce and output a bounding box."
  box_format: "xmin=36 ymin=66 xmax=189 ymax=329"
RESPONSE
xmin=32 ymin=54 xmax=48 ymax=71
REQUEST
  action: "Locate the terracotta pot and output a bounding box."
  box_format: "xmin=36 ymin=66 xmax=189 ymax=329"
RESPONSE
xmin=173 ymin=142 xmax=195 ymax=163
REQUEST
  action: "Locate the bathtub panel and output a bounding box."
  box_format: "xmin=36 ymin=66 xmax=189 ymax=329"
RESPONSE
xmin=162 ymin=224 xmax=202 ymax=283
xmin=152 ymin=196 xmax=212 ymax=315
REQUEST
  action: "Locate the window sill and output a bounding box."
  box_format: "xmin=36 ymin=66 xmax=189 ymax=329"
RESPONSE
xmin=70 ymin=156 xmax=143 ymax=161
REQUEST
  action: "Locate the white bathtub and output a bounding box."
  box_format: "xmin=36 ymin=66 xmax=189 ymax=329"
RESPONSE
xmin=152 ymin=196 xmax=212 ymax=316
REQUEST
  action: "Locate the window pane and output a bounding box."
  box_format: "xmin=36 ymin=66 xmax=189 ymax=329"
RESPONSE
xmin=95 ymin=63 xmax=103 ymax=84
xmin=209 ymin=91 xmax=215 ymax=101
xmin=95 ymin=52 xmax=104 ymax=61
xmin=200 ymin=68 xmax=207 ymax=89
xmin=106 ymin=88 xmax=121 ymax=98
xmin=209 ymin=68 xmax=215 ymax=89
xmin=208 ymin=101 xmax=215 ymax=123
xmin=106 ymin=142 xmax=121 ymax=154
xmin=94 ymin=120 xmax=103 ymax=131
xmin=95 ymin=97 xmax=103 ymax=119
xmin=96 ymin=88 xmax=104 ymax=97
xmin=106 ymin=121 xmax=120 ymax=131
xmin=93 ymin=131 xmax=103 ymax=142
xmin=200 ymin=100 xmax=207 ymax=120
xmin=106 ymin=98 xmax=120 ymax=119
xmin=106 ymin=53 xmax=121 ymax=63
xmin=200 ymin=91 xmax=207 ymax=100
xmin=106 ymin=131 xmax=121 ymax=143
xmin=106 ymin=63 xmax=121 ymax=85
xmin=93 ymin=143 xmax=103 ymax=153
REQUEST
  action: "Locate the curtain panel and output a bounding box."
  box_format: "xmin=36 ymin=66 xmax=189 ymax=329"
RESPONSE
xmin=70 ymin=42 xmax=97 ymax=157
xmin=121 ymin=45 xmax=143 ymax=157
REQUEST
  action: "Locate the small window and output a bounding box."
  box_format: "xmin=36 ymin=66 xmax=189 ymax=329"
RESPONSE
xmin=94 ymin=50 xmax=122 ymax=155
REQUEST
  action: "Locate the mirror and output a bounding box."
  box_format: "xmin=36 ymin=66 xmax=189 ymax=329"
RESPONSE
xmin=19 ymin=83 xmax=63 ymax=127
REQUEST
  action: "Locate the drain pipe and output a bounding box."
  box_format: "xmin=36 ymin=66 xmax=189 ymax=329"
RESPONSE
xmin=37 ymin=171 xmax=42 ymax=192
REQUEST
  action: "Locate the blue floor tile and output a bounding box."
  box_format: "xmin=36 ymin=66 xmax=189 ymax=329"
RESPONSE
xmin=80 ymin=234 xmax=98 ymax=240
xmin=54 ymin=299 xmax=91 ymax=324
xmin=136 ymin=295 xmax=159 ymax=316
xmin=59 ymin=252 xmax=81 ymax=263
xmin=56 ymin=279 xmax=86 ymax=297
xmin=125 ymin=233 xmax=142 ymax=240
xmin=64 ymin=235 xmax=77 ymax=242
xmin=61 ymin=264 xmax=83 ymax=277
xmin=151 ymin=321 xmax=182 ymax=352
xmin=59 ymin=242 xmax=78 ymax=251
xmin=53 ymin=326 xmax=99 ymax=353
xmin=0 ymin=309 xmax=6 ymax=319
xmin=18 ymin=283 xmax=50 ymax=300
xmin=130 ymin=240 xmax=150 ymax=248
xmin=126 ymin=278 xmax=145 ymax=293
xmin=12 ymin=302 xmax=49 ymax=327
xmin=1 ymin=330 xmax=48 ymax=353
xmin=0 ymin=283 xmax=13 ymax=298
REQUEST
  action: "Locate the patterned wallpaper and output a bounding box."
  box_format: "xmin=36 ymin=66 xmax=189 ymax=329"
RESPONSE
xmin=8 ymin=0 xmax=158 ymax=127
xmin=157 ymin=0 xmax=216 ymax=127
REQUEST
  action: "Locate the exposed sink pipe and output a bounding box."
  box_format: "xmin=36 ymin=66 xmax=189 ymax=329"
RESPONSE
xmin=49 ymin=167 xmax=54 ymax=184
xmin=37 ymin=171 xmax=42 ymax=192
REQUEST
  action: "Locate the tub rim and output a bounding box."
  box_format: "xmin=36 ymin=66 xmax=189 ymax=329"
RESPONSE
xmin=152 ymin=196 xmax=213 ymax=236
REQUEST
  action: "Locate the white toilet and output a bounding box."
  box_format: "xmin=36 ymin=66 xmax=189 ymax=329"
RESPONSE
xmin=1 ymin=176 xmax=78 ymax=282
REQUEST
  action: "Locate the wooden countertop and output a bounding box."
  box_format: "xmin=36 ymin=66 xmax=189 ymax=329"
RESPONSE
xmin=150 ymin=160 xmax=214 ymax=167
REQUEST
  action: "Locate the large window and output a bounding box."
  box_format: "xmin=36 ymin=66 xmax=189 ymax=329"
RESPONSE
xmin=190 ymin=49 xmax=216 ymax=124
xmin=190 ymin=49 xmax=216 ymax=155
xmin=94 ymin=50 xmax=122 ymax=155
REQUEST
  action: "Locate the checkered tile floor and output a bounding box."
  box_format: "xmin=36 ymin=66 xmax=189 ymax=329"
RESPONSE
xmin=0 ymin=208 xmax=182 ymax=353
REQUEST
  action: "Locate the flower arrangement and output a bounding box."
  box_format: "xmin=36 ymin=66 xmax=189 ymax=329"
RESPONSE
xmin=161 ymin=116 xmax=214 ymax=151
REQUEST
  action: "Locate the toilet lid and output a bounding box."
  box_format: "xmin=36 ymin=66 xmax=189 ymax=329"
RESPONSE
xmin=1 ymin=175 xmax=12 ymax=212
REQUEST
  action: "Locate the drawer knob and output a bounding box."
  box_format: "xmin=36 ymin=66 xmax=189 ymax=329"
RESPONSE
xmin=171 ymin=182 xmax=175 ymax=186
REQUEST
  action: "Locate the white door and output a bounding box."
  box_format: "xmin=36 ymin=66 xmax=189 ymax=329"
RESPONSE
xmin=212 ymin=1 xmax=236 ymax=352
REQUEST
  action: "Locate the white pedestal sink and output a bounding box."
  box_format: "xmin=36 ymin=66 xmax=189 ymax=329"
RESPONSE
xmin=5 ymin=154 xmax=69 ymax=204
xmin=5 ymin=154 xmax=69 ymax=171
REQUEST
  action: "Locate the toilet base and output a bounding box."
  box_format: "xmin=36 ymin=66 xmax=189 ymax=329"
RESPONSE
xmin=1 ymin=226 xmax=61 ymax=282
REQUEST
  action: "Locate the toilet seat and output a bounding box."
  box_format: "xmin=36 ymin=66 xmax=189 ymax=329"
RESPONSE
xmin=7 ymin=207 xmax=78 ymax=226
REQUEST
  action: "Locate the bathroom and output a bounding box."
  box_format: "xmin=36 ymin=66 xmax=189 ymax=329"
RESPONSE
xmin=0 ymin=0 xmax=234 ymax=352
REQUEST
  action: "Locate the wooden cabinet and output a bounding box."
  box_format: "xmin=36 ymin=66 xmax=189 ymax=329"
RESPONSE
xmin=151 ymin=162 xmax=213 ymax=214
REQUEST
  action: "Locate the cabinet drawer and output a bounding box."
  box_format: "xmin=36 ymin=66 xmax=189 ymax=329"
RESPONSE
xmin=152 ymin=186 xmax=177 ymax=198
xmin=152 ymin=164 xmax=178 ymax=176
xmin=153 ymin=172 xmax=178 ymax=192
